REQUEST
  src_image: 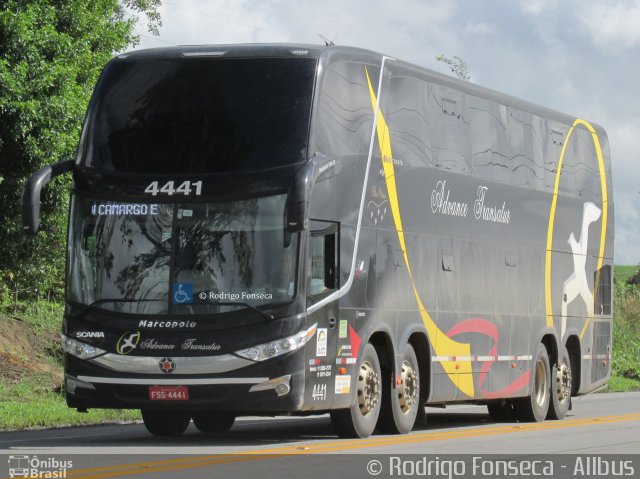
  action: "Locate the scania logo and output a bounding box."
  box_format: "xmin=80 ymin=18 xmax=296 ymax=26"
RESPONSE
xmin=116 ymin=331 xmax=141 ymax=355
xmin=159 ymin=357 xmax=176 ymax=374
xmin=76 ymin=331 xmax=105 ymax=339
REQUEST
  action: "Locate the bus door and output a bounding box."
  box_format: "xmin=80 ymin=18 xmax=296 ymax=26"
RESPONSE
xmin=304 ymin=220 xmax=339 ymax=407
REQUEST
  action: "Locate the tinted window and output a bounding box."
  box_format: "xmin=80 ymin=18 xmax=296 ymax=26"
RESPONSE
xmin=307 ymin=221 xmax=338 ymax=305
xmin=83 ymin=57 xmax=317 ymax=174
xmin=67 ymin=194 xmax=299 ymax=315
xmin=312 ymin=61 xmax=373 ymax=156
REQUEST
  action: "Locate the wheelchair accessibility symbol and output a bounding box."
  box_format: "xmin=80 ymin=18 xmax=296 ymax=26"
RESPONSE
xmin=173 ymin=283 xmax=193 ymax=304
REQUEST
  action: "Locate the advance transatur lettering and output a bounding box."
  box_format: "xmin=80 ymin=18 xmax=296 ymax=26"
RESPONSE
xmin=430 ymin=180 xmax=511 ymax=225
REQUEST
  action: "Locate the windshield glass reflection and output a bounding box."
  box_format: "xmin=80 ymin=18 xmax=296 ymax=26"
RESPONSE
xmin=67 ymin=195 xmax=298 ymax=315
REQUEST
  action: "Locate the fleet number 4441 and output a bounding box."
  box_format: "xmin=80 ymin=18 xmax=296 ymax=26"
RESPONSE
xmin=144 ymin=180 xmax=203 ymax=196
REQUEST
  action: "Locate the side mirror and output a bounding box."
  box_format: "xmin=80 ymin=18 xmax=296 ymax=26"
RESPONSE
xmin=22 ymin=159 xmax=74 ymax=235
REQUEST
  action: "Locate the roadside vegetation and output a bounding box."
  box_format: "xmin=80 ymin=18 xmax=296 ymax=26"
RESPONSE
xmin=1 ymin=266 xmax=638 ymax=430
xmin=0 ymin=301 xmax=140 ymax=430
xmin=607 ymin=266 xmax=640 ymax=392
xmin=0 ymin=0 xmax=161 ymax=432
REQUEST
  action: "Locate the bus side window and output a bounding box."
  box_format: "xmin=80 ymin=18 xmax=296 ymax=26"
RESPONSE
xmin=308 ymin=221 xmax=339 ymax=303
xmin=594 ymin=265 xmax=612 ymax=316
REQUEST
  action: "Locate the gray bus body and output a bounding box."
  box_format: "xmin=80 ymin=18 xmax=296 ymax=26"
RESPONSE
xmin=23 ymin=44 xmax=614 ymax=437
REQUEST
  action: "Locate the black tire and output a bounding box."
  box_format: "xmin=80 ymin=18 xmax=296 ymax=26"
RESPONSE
xmin=415 ymin=400 xmax=428 ymax=427
xmin=378 ymin=343 xmax=420 ymax=434
xmin=547 ymin=346 xmax=572 ymax=420
xmin=486 ymin=400 xmax=515 ymax=422
xmin=192 ymin=412 xmax=236 ymax=433
xmin=141 ymin=409 xmax=190 ymax=437
xmin=330 ymin=343 xmax=382 ymax=438
xmin=513 ymin=344 xmax=551 ymax=422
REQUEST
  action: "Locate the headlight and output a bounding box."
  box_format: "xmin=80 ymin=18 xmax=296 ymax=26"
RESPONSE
xmin=235 ymin=323 xmax=317 ymax=362
xmin=61 ymin=334 xmax=106 ymax=360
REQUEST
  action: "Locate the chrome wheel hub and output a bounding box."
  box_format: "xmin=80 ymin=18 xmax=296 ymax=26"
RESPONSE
xmin=398 ymin=360 xmax=419 ymax=414
xmin=357 ymin=360 xmax=380 ymax=416
xmin=556 ymin=360 xmax=572 ymax=402
xmin=534 ymin=358 xmax=549 ymax=407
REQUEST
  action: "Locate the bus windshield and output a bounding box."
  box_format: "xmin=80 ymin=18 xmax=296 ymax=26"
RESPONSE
xmin=67 ymin=194 xmax=299 ymax=315
xmin=81 ymin=57 xmax=317 ymax=173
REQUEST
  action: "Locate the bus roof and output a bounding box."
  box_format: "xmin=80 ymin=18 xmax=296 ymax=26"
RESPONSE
xmin=116 ymin=43 xmax=604 ymax=134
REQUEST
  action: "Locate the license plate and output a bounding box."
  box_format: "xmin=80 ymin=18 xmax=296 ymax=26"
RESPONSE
xmin=149 ymin=386 xmax=189 ymax=401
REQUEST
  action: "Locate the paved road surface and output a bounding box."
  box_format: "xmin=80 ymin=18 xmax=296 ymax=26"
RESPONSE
xmin=1 ymin=392 xmax=638 ymax=478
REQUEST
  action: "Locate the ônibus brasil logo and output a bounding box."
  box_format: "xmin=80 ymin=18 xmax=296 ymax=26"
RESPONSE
xmin=8 ymin=455 xmax=73 ymax=478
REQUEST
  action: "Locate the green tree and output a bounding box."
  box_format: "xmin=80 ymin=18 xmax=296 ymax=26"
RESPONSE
xmin=628 ymin=268 xmax=640 ymax=286
xmin=0 ymin=0 xmax=161 ymax=302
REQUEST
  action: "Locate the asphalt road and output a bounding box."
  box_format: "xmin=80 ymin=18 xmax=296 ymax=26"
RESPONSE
xmin=1 ymin=392 xmax=639 ymax=479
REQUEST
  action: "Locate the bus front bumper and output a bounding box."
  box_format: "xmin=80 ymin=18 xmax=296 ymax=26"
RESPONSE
xmin=63 ymin=348 xmax=306 ymax=413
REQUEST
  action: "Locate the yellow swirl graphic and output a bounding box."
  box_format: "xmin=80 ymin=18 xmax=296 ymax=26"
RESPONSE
xmin=544 ymin=119 xmax=608 ymax=338
xmin=365 ymin=67 xmax=474 ymax=398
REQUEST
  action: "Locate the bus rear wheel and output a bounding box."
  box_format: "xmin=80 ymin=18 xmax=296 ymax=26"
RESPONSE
xmin=513 ymin=344 xmax=551 ymax=422
xmin=378 ymin=343 xmax=420 ymax=434
xmin=141 ymin=409 xmax=190 ymax=436
xmin=330 ymin=343 xmax=382 ymax=438
xmin=192 ymin=412 xmax=236 ymax=433
xmin=547 ymin=347 xmax=572 ymax=420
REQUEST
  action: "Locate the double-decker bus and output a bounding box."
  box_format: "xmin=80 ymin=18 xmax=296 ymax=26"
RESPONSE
xmin=23 ymin=44 xmax=614 ymax=438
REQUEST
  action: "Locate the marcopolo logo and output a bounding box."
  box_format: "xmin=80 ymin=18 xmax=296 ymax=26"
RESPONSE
xmin=138 ymin=320 xmax=197 ymax=329
xmin=116 ymin=331 xmax=141 ymax=355
xmin=8 ymin=455 xmax=72 ymax=478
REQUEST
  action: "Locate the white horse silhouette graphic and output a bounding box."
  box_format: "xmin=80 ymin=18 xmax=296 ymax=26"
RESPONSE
xmin=561 ymin=202 xmax=601 ymax=338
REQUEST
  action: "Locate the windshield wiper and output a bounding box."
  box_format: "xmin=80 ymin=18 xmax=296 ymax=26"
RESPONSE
xmin=71 ymin=298 xmax=275 ymax=321
xmin=209 ymin=301 xmax=275 ymax=321
xmin=71 ymin=298 xmax=162 ymax=320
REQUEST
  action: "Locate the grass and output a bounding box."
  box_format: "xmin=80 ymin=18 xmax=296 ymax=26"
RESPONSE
xmin=611 ymin=272 xmax=640 ymax=383
xmin=0 ymin=301 xmax=140 ymax=431
xmin=4 ymin=301 xmax=65 ymax=370
xmin=603 ymin=376 xmax=640 ymax=393
xmin=0 ymin=375 xmax=140 ymax=430
xmin=614 ymin=265 xmax=639 ymax=285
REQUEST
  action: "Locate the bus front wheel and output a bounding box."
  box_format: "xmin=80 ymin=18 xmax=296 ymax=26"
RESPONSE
xmin=141 ymin=409 xmax=191 ymax=436
xmin=330 ymin=343 xmax=382 ymax=438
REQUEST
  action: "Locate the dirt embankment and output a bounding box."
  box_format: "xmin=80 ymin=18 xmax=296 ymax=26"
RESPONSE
xmin=0 ymin=315 xmax=63 ymax=386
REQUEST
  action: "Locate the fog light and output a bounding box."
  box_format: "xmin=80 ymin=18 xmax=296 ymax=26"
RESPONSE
xmin=249 ymin=375 xmax=292 ymax=396
xmin=275 ymin=383 xmax=291 ymax=396
xmin=65 ymin=375 xmax=95 ymax=393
